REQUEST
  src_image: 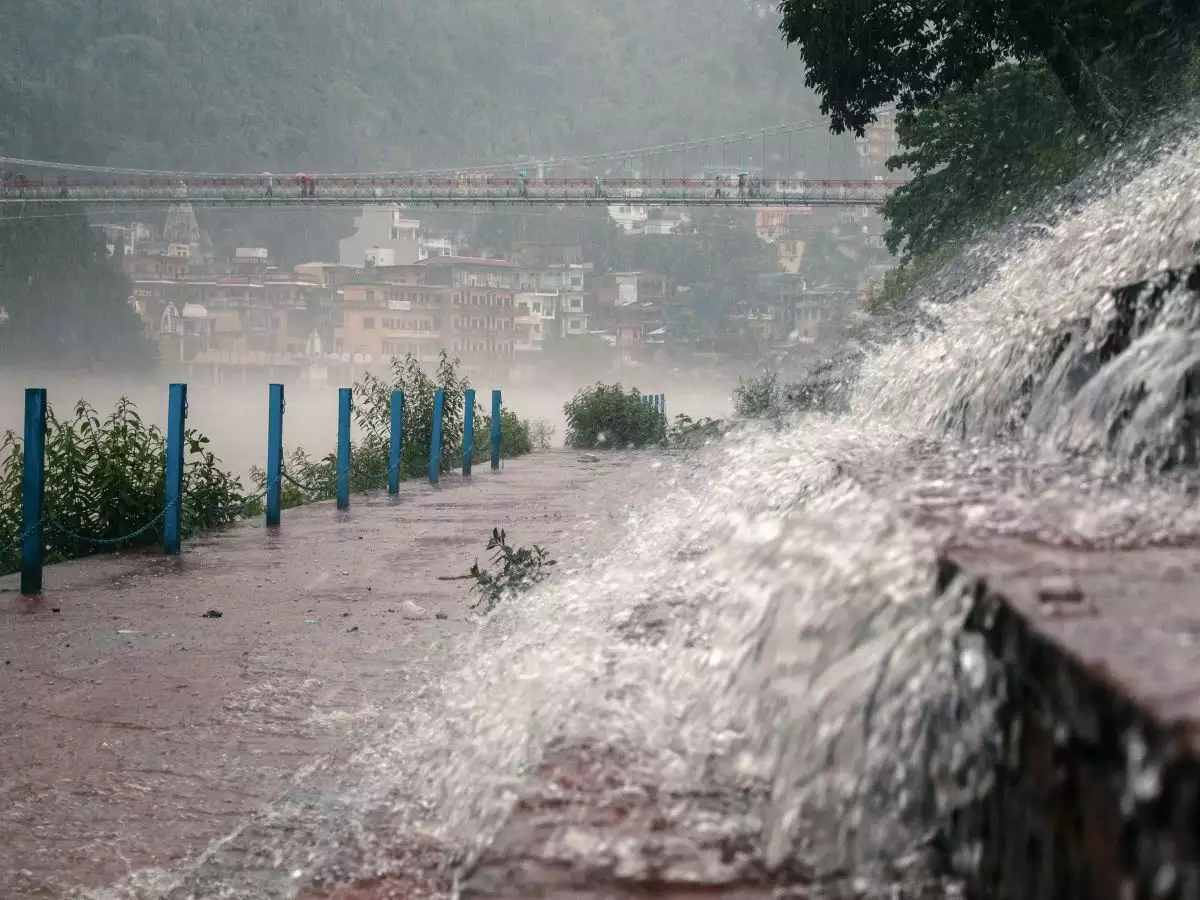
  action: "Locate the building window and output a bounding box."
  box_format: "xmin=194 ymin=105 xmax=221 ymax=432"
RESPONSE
xmin=363 ymin=317 xmax=375 ymax=329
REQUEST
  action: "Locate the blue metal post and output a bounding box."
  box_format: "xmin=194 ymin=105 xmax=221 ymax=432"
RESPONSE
xmin=20 ymin=388 xmax=47 ymax=596
xmin=336 ymin=387 xmax=352 ymax=510
xmin=164 ymin=383 xmax=188 ymax=553
xmin=266 ymin=383 xmax=284 ymax=527
xmin=489 ymin=389 xmax=502 ymax=471
xmin=429 ymin=390 xmax=445 ymax=484
xmin=388 ymin=390 xmax=404 ymax=495
xmin=462 ymin=388 xmax=476 ymax=476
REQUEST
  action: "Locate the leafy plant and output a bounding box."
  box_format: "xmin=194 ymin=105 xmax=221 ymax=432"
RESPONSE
xmin=733 ymin=371 xmax=781 ymax=418
xmin=467 ymin=527 xmax=555 ymax=614
xmin=667 ymin=413 xmax=725 ymax=449
xmin=252 ymin=351 xmax=534 ymax=505
xmin=489 ymin=408 xmax=534 ymax=459
xmin=563 ymin=383 xmax=667 ymax=450
xmin=0 ymin=399 xmax=252 ymax=576
xmin=779 ymin=0 xmax=1198 ymax=136
xmin=527 ymin=418 xmax=557 ymax=451
xmin=882 ymin=61 xmax=1100 ymax=263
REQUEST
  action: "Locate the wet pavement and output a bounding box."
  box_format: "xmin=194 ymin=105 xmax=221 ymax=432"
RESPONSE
xmin=0 ymin=452 xmax=640 ymax=899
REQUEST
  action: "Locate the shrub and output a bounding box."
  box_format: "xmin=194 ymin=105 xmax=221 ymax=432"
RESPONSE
xmin=254 ymin=352 xmax=534 ymax=504
xmin=667 ymin=413 xmax=725 ymax=449
xmin=732 ymin=370 xmax=781 ymax=418
xmin=488 ymin=407 xmax=533 ymax=459
xmin=466 ymin=527 xmax=555 ymax=614
xmin=563 ymin=383 xmax=667 ymax=450
xmin=0 ymin=399 xmax=252 ymax=576
xmin=527 ymin=418 xmax=556 ymax=451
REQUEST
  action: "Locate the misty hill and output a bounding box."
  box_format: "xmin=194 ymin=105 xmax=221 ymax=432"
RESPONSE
xmin=1 ymin=0 xmax=818 ymax=172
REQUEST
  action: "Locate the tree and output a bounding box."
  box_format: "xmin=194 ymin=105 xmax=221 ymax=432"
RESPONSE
xmin=1 ymin=0 xmax=822 ymax=173
xmin=0 ymin=206 xmax=156 ymax=371
xmin=881 ymin=61 xmax=1099 ymax=259
xmin=778 ymin=0 xmax=1200 ymax=136
xmin=800 ymin=228 xmax=862 ymax=288
xmin=607 ymin=211 xmax=777 ymax=324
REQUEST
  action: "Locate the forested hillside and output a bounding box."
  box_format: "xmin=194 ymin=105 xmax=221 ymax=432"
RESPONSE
xmin=1 ymin=0 xmax=817 ymax=172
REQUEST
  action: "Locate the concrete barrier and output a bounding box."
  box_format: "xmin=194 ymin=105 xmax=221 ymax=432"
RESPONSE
xmin=943 ymin=541 xmax=1200 ymax=900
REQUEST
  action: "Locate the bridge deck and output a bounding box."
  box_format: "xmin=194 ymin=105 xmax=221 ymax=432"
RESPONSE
xmin=0 ymin=176 xmax=901 ymax=207
xmin=0 ymin=452 xmax=640 ymax=900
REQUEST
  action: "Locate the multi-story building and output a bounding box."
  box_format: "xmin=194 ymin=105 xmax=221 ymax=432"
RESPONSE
xmin=513 ymin=292 xmax=560 ymax=357
xmin=334 ymin=280 xmax=444 ymax=367
xmin=592 ymin=271 xmax=668 ymax=364
xmin=420 ymin=256 xmax=517 ymax=379
xmin=338 ymin=206 xmax=457 ymax=267
xmin=747 ymin=273 xmax=858 ymax=345
xmin=133 ymin=270 xmax=335 ymax=383
xmin=537 ymin=263 xmax=592 ymax=337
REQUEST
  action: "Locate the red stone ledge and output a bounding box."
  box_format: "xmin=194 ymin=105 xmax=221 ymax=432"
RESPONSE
xmin=943 ymin=540 xmax=1200 ymax=900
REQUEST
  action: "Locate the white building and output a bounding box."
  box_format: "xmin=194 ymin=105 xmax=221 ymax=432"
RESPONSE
xmin=608 ymin=201 xmax=649 ymax=234
xmin=540 ymin=263 xmax=591 ymax=335
xmin=514 ymin=291 xmax=560 ymax=351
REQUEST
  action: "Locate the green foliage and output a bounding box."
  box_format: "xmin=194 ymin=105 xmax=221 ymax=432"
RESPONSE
xmin=466 ymin=207 xmax=785 ymax=352
xmin=1 ymin=0 xmax=818 ymax=173
xmin=607 ymin=211 xmax=779 ymax=324
xmin=527 ymin=419 xmax=557 ymax=452
xmin=563 ymin=384 xmax=668 ymax=450
xmin=0 ymin=399 xmax=251 ymax=576
xmin=0 ymin=206 xmax=157 ymax=371
xmin=494 ymin=408 xmax=534 ymax=459
xmin=874 ymin=244 xmax=962 ymax=311
xmin=254 ymin=352 xmax=534 ymax=505
xmin=667 ymin=414 xmax=726 ymax=450
xmin=466 ymin=527 xmax=555 ymax=615
xmin=733 ymin=371 xmax=781 ymax=418
xmin=778 ymin=0 xmax=1200 ymax=136
xmin=882 ymin=62 xmax=1101 ymax=261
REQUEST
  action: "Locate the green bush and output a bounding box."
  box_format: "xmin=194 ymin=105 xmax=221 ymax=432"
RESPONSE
xmin=563 ymin=383 xmax=668 ymax=450
xmin=0 ymin=399 xmax=252 ymax=576
xmin=0 ymin=354 xmax=540 ymax=577
xmin=466 ymin=527 xmax=555 ymax=614
xmin=732 ymin=371 xmax=781 ymax=418
xmin=527 ymin=418 xmax=556 ymax=451
xmin=256 ymin=352 xmax=535 ymax=505
xmin=667 ymin=413 xmax=726 ymax=449
xmin=494 ymin=408 xmax=533 ymax=458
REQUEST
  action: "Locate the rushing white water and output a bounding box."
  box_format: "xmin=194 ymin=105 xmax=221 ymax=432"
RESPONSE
xmin=372 ymin=120 xmax=1200 ymax=891
xmin=74 ymin=119 xmax=1200 ymax=900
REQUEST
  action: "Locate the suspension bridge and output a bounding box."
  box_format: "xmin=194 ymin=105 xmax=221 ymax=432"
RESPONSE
xmin=0 ymin=115 xmax=908 ymax=209
xmin=0 ymin=174 xmax=904 ymax=207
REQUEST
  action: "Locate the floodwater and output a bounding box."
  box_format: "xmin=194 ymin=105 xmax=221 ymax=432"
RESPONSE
xmin=17 ymin=116 xmax=1200 ymax=896
xmin=0 ymin=368 xmax=735 ymax=483
xmin=380 ymin=116 xmax=1200 ymax=894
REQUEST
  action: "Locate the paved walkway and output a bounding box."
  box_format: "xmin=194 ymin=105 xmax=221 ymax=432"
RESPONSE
xmin=0 ymin=452 xmax=639 ymax=899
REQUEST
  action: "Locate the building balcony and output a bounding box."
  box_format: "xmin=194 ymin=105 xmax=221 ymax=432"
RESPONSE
xmin=384 ymin=328 xmax=441 ymax=340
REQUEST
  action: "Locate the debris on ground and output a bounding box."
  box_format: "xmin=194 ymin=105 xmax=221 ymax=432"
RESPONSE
xmin=399 ymin=600 xmax=429 ymax=620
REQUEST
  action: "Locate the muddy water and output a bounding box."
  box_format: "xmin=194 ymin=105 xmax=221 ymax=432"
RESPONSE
xmin=0 ymin=370 xmax=734 ymax=483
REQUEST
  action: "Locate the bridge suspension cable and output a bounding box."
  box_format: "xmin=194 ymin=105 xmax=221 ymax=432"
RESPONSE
xmin=0 ymin=107 xmax=896 ymax=181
